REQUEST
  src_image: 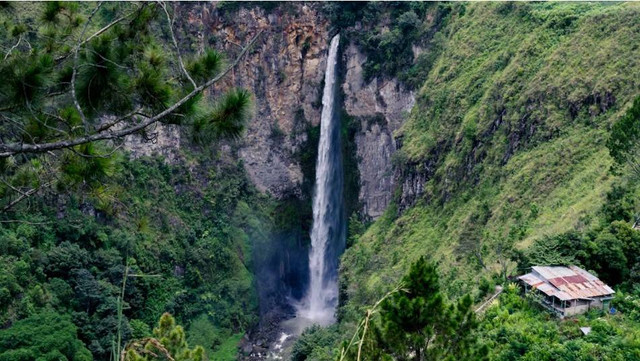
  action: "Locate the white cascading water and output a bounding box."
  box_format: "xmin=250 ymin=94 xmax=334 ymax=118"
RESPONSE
xmin=298 ymin=34 xmax=345 ymax=325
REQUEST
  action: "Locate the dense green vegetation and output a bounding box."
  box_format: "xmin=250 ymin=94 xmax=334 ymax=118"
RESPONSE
xmin=323 ymin=2 xmax=450 ymax=88
xmin=0 ymin=312 xmax=92 ymax=361
xmin=295 ymin=2 xmax=640 ymax=361
xmin=480 ymin=285 xmax=640 ymax=361
xmin=341 ymin=0 xmax=640 ymax=305
xmin=4 ymin=2 xmax=640 ymax=361
xmin=0 ymin=147 xmax=275 ymax=360
xmin=0 ymin=2 xmax=271 ymax=360
xmin=293 ymin=258 xmax=486 ymax=361
xmin=299 ymin=263 xmax=640 ymax=361
xmin=125 ymin=313 xmax=206 ymax=361
xmin=347 ymin=257 xmax=487 ymax=361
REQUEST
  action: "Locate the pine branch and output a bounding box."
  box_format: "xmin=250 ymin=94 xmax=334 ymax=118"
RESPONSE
xmin=338 ymin=284 xmax=404 ymax=361
xmin=159 ymin=1 xmax=196 ymax=89
xmin=71 ymin=2 xmax=103 ymax=134
xmin=94 ymin=108 xmax=144 ymax=133
xmin=26 ymin=103 xmax=70 ymax=136
xmin=55 ymin=10 xmax=135 ymax=63
xmin=1 ymin=178 xmax=28 ymax=196
xmin=0 ymin=30 xmax=263 ymax=158
xmin=1 ymin=182 xmax=50 ymax=213
xmin=0 ymin=219 xmax=51 ymax=225
xmin=69 ymin=144 xmax=123 ymax=159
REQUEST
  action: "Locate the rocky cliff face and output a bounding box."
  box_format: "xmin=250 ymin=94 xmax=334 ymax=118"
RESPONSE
xmin=123 ymin=2 xmax=415 ymax=219
xmin=342 ymin=43 xmax=415 ymax=218
xmin=178 ymin=2 xmax=329 ymax=198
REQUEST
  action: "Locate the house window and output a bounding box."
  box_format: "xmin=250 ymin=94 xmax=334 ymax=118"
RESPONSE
xmin=566 ymin=300 xmax=572 ymax=308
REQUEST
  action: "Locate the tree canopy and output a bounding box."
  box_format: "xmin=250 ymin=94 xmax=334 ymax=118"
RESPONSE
xmin=339 ymin=257 xmax=487 ymax=361
xmin=124 ymin=313 xmax=205 ymax=361
xmin=0 ymin=311 xmax=93 ymax=361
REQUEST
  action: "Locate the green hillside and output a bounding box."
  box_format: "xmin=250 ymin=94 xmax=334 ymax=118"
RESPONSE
xmin=321 ymin=3 xmax=640 ymax=360
xmin=0 ymin=147 xmax=274 ymax=360
xmin=342 ymin=1 xmax=640 ymax=304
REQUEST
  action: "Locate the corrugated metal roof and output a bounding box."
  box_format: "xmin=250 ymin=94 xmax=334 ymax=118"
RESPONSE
xmin=518 ymin=265 xmax=614 ymax=301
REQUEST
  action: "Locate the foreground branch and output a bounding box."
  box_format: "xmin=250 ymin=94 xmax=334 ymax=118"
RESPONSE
xmin=0 ymin=30 xmax=262 ymax=158
xmin=1 ymin=182 xmax=50 ymax=213
xmin=338 ymin=285 xmax=404 ymax=361
xmin=71 ymin=2 xmax=103 ymax=132
xmin=159 ymin=1 xmax=197 ymax=89
xmin=4 ymin=35 xmax=23 ymax=60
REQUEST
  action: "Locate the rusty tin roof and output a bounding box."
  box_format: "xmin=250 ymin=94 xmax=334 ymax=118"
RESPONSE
xmin=518 ymin=265 xmax=614 ymax=301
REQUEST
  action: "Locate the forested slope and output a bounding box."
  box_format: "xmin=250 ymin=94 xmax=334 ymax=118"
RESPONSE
xmin=0 ymin=147 xmax=274 ymax=360
xmin=0 ymin=3 xmax=278 ymax=360
xmin=342 ymin=1 xmax=640 ymax=304
xmin=300 ymin=3 xmax=640 ymax=360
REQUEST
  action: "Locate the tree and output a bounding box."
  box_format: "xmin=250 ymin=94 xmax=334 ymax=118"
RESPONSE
xmin=0 ymin=2 xmax=260 ymax=213
xmin=379 ymin=258 xmax=445 ymax=361
xmin=340 ymin=257 xmax=487 ymax=361
xmin=123 ymin=313 xmax=205 ymax=361
xmin=378 ymin=257 xmax=487 ymax=361
xmin=291 ymin=325 xmax=338 ymax=361
xmin=0 ymin=311 xmax=93 ymax=361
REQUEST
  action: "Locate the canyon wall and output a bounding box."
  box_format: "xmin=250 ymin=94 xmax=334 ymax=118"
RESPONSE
xmin=342 ymin=43 xmax=415 ymax=218
xmin=124 ymin=3 xmax=415 ymax=219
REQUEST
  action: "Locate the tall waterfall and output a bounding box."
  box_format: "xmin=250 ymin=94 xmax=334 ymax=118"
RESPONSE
xmin=299 ymin=34 xmax=345 ymax=324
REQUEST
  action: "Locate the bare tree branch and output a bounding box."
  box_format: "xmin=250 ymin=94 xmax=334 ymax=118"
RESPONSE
xmin=1 ymin=114 xmax=37 ymax=144
xmin=1 ymin=178 xmax=27 ymax=196
xmin=25 ymin=102 xmax=70 ymax=136
xmin=4 ymin=35 xmax=23 ymax=60
xmin=1 ymin=182 xmax=50 ymax=213
xmin=0 ymin=30 xmax=263 ymax=158
xmin=71 ymin=2 xmax=104 ymax=134
xmin=87 ymin=48 xmax=129 ymax=70
xmin=42 ymin=111 xmax=83 ymax=133
xmin=94 ymin=108 xmax=143 ymax=133
xmin=54 ymin=9 xmax=135 ymax=63
xmin=158 ymin=1 xmax=196 ymax=89
xmin=0 ymin=219 xmax=51 ymax=225
xmin=69 ymin=144 xmax=123 ymax=159
xmin=338 ymin=285 xmax=404 ymax=361
xmin=0 ymin=104 xmax=18 ymax=112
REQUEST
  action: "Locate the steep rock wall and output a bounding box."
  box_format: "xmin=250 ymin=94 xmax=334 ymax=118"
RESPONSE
xmin=123 ymin=3 xmax=414 ymax=219
xmin=342 ymin=43 xmax=415 ymax=218
xmin=179 ymin=3 xmax=329 ymax=198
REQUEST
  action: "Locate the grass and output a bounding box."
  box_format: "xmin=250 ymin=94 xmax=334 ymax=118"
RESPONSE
xmin=340 ymin=2 xmax=640 ymax=307
xmin=212 ymin=332 xmax=244 ymax=361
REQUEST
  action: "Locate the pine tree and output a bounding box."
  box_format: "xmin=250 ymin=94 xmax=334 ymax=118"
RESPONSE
xmin=379 ymin=257 xmax=445 ymax=361
xmin=374 ymin=257 xmax=487 ymax=361
xmin=124 ymin=313 xmax=205 ymax=361
xmin=0 ymin=2 xmax=260 ymax=213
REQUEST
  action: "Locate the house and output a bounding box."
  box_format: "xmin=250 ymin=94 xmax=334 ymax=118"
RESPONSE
xmin=518 ymin=265 xmax=615 ymax=317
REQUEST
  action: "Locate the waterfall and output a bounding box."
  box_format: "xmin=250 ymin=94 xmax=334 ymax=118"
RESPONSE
xmin=298 ymin=34 xmax=345 ymax=325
